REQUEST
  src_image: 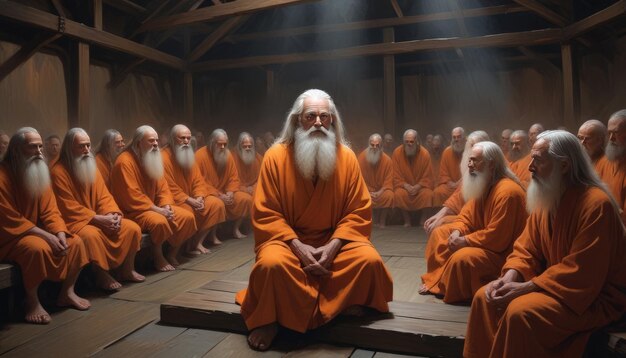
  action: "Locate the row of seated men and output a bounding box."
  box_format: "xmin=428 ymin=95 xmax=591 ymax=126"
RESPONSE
xmin=0 ymin=124 xmax=265 ymax=325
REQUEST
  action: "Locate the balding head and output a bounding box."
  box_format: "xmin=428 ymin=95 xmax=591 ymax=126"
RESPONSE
xmin=500 ymin=128 xmax=513 ymax=154
xmin=509 ymin=130 xmax=530 ymax=162
xmin=451 ymin=127 xmax=466 ymax=154
xmin=169 ymin=124 xmax=195 ymax=170
xmin=528 ymin=123 xmax=545 ymax=146
xmin=403 ymin=129 xmax=419 ymax=157
xmin=577 ymin=119 xmax=607 ymax=161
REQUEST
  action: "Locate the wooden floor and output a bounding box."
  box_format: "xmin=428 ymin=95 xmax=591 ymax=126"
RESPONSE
xmin=0 ymin=226 xmax=440 ymax=357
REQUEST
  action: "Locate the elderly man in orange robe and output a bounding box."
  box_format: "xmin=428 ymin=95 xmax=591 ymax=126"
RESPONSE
xmin=235 ymin=89 xmax=393 ymax=351
xmin=111 ymin=125 xmax=196 ymax=272
xmin=162 ymin=124 xmax=226 ymax=253
xmin=95 ymin=129 xmax=125 ymax=190
xmin=44 ymin=134 xmax=61 ymax=167
xmin=420 ymin=141 xmax=527 ymax=303
xmin=51 ymin=128 xmax=144 ymax=291
xmin=0 ymin=127 xmax=90 ymax=324
xmin=598 ymin=110 xmax=626 ymax=224
xmin=392 ymin=129 xmax=434 ymax=227
xmin=508 ymin=130 xmax=532 ymax=188
xmin=500 ymin=128 xmax=512 ymax=160
xmin=577 ymin=119 xmax=607 ymax=171
xmin=196 ymin=129 xmax=251 ymax=239
xmin=429 ymin=134 xmax=444 ymax=183
xmin=433 ymin=127 xmax=465 ymax=206
xmin=464 ymin=130 xmax=626 ymax=358
xmin=358 ymin=133 xmax=394 ymax=227
xmin=423 ymin=131 xmax=490 ymax=234
xmin=232 ymin=132 xmax=263 ymax=196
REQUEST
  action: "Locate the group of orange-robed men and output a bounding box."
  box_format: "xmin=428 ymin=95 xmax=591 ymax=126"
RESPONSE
xmin=0 ymin=123 xmax=263 ymax=325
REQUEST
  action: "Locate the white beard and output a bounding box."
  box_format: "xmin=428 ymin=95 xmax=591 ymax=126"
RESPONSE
xmin=23 ymin=155 xmax=51 ymax=197
xmin=404 ymin=144 xmax=417 ymax=157
xmin=239 ymin=149 xmax=256 ymax=166
xmin=73 ymin=153 xmax=97 ymax=185
xmin=605 ymin=142 xmax=625 ymax=162
xmin=366 ymin=147 xmax=381 ymax=166
xmin=213 ymin=148 xmax=230 ymax=170
xmin=508 ymin=148 xmax=525 ymax=162
xmin=462 ymin=168 xmax=490 ymax=202
xmin=452 ymin=141 xmax=464 ymax=155
xmin=460 ymin=147 xmax=471 ymax=177
xmin=142 ymin=148 xmax=164 ymax=180
xmin=294 ymin=125 xmax=337 ymax=181
xmin=526 ymin=165 xmax=563 ymax=214
xmin=174 ymin=144 xmax=195 ymax=170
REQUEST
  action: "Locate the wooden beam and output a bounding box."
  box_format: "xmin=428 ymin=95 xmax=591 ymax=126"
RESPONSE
xmin=0 ymin=2 xmax=186 ymax=69
xmin=103 ymin=0 xmax=146 ymax=14
xmin=0 ymin=32 xmax=62 ymax=82
xmin=94 ymin=0 xmax=103 ymax=30
xmin=50 ymin=0 xmax=69 ymax=18
xmin=137 ymin=0 xmax=320 ymax=33
xmin=183 ymin=72 xmax=193 ymax=123
xmin=396 ymin=53 xmax=561 ymax=68
xmin=190 ymin=28 xmax=563 ymax=72
xmin=561 ymin=43 xmax=579 ymax=128
xmin=563 ymin=0 xmax=626 ymax=40
xmin=187 ymin=16 xmax=249 ymax=62
xmin=389 ymin=0 xmax=403 ymax=18
xmin=227 ymin=5 xmax=528 ymax=43
xmin=76 ymin=42 xmax=90 ymax=129
xmin=383 ymin=28 xmax=396 ymax=138
xmin=512 ymin=0 xmax=568 ymax=26
xmin=517 ymin=46 xmax=559 ymax=71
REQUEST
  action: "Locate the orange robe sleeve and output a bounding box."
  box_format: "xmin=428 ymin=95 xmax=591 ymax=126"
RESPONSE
xmin=0 ymin=165 xmax=37 ymax=239
xmin=358 ymin=151 xmax=393 ymax=192
xmin=233 ymin=151 xmax=262 ymax=190
xmin=509 ymin=154 xmax=532 ymax=189
xmin=443 ymin=186 xmax=464 ymax=214
xmin=95 ymin=153 xmax=112 ymax=190
xmin=597 ymin=158 xmax=626 ymax=224
xmin=195 ymin=147 xmax=224 ymax=197
xmin=223 ymin=156 xmax=242 ymax=193
xmin=162 ymin=148 xmax=209 ymax=205
xmin=392 ymin=145 xmax=433 ymax=189
xmin=437 ymin=147 xmax=461 ymax=185
xmin=503 ymin=186 xmax=623 ymax=315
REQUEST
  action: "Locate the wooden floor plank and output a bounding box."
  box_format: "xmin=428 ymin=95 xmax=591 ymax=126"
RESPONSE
xmin=350 ymin=349 xmax=375 ymax=358
xmin=202 ymin=333 xmax=284 ymax=357
xmin=283 ymin=343 xmax=353 ymax=357
xmin=220 ymin=259 xmax=254 ymax=282
xmin=370 ymin=241 xmax=423 ymax=257
xmin=151 ymin=328 xmax=229 ymax=358
xmin=111 ymin=270 xmax=219 ymax=302
xmin=374 ymin=352 xmax=428 ymax=358
xmin=185 ymin=238 xmax=256 ymax=272
xmin=93 ymin=322 xmax=187 ymax=357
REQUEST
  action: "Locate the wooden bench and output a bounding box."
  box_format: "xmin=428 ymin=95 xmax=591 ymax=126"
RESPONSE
xmin=0 ymin=263 xmax=20 ymax=290
xmin=160 ymin=280 xmax=469 ymax=357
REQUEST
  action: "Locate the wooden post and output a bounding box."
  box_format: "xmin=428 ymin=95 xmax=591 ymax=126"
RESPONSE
xmin=93 ymin=0 xmax=103 ymax=30
xmin=183 ymin=72 xmax=193 ymax=124
xmin=68 ymin=42 xmax=90 ymax=129
xmin=561 ymin=43 xmax=579 ymax=129
xmin=383 ymin=27 xmax=396 ymax=137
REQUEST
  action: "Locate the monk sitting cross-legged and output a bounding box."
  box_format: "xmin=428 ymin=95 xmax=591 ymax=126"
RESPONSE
xmin=358 ymin=133 xmax=394 ymax=227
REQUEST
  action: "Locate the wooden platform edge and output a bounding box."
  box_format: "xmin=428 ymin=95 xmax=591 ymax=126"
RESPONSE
xmin=160 ymin=303 xmax=248 ymax=334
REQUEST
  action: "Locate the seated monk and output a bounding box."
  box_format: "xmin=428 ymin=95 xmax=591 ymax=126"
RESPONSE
xmin=95 ymin=129 xmax=125 ymax=191
xmin=232 ymin=132 xmax=263 ymax=196
xmin=508 ymin=129 xmax=532 ymax=188
xmin=598 ymin=110 xmax=626 ymax=224
xmin=433 ymin=127 xmax=465 ymax=206
xmin=577 ymin=119 xmax=607 ymax=174
xmin=429 ymin=134 xmax=444 ymax=183
xmin=464 ymin=130 xmax=626 ymax=357
xmin=235 ymin=89 xmax=393 ymax=351
xmin=111 ymin=125 xmax=197 ymax=272
xmin=44 ymin=134 xmax=61 ymax=167
xmin=500 ymin=128 xmax=512 ymax=161
xmin=392 ymin=129 xmax=434 ymax=226
xmin=420 ymin=141 xmax=527 ymax=303
xmin=196 ymin=129 xmax=252 ymax=240
xmin=358 ymin=133 xmax=394 ymax=227
xmin=0 ymin=127 xmax=90 ymax=324
xmin=162 ymin=124 xmax=226 ymax=254
xmin=423 ymin=131 xmax=490 ymax=234
xmin=51 ymin=128 xmax=144 ymax=291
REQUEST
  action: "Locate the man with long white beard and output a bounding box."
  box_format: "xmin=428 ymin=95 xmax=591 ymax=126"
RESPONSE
xmin=96 ymin=129 xmax=125 ymax=190
xmin=500 ymin=128 xmax=512 ymax=160
xmin=598 ymin=109 xmax=626 ymax=224
xmin=464 ymin=130 xmax=626 ymax=357
xmin=0 ymin=127 xmax=90 ymax=324
xmin=162 ymin=124 xmax=226 ymax=253
xmin=111 ymin=125 xmax=196 ymax=272
xmin=392 ymin=129 xmax=434 ymax=227
xmin=420 ymin=141 xmax=526 ymax=303
xmin=196 ymin=129 xmax=251 ymax=240
xmin=358 ymin=133 xmax=394 ymax=227
xmin=430 ymin=134 xmax=444 ymax=183
xmin=232 ymin=132 xmax=263 ymax=196
xmin=51 ymin=128 xmax=144 ymax=291
xmin=235 ymin=89 xmax=393 ymax=352
xmin=433 ymin=127 xmax=465 ymax=206
xmin=577 ymin=119 xmax=607 ymax=173
xmin=508 ymin=129 xmax=532 ymax=188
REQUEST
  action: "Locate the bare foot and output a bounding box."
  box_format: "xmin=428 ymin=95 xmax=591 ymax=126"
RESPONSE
xmin=154 ymin=255 xmax=175 ymax=272
xmin=120 ymin=270 xmax=145 ymax=283
xmin=418 ymin=283 xmax=430 ymax=295
xmin=185 ymin=249 xmax=202 ymax=257
xmin=165 ymin=255 xmax=180 ymax=267
xmin=210 ymin=236 xmax=222 ymax=245
xmin=247 ymin=323 xmax=278 ymax=351
xmin=403 ymin=222 xmax=411 ymax=228
xmin=57 ymin=291 xmax=91 ymax=311
xmin=196 ymin=244 xmax=210 ymax=254
xmin=24 ymin=297 xmax=51 ymax=324
xmin=233 ymin=228 xmax=247 ymax=239
xmin=341 ymin=305 xmax=366 ymax=317
xmin=95 ymin=269 xmax=122 ymax=291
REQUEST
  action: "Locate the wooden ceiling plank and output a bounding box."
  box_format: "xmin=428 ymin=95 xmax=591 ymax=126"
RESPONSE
xmin=0 ymin=32 xmax=62 ymax=82
xmin=187 ymin=15 xmax=249 ymax=62
xmin=227 ymin=5 xmax=528 ymax=43
xmin=512 ymin=0 xmax=568 ymax=26
xmin=563 ymin=0 xmax=626 ymax=40
xmin=190 ymin=28 xmax=563 ymax=72
xmin=389 ymin=0 xmax=403 ymax=18
xmin=103 ymin=0 xmax=146 ymax=14
xmin=0 ymin=2 xmax=185 ymax=69
xmin=137 ymin=0 xmax=320 ymax=33
xmin=50 ymin=0 xmax=69 ymax=18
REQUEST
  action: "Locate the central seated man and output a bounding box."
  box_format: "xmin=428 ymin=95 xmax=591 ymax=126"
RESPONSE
xmin=236 ymin=89 xmax=393 ymax=351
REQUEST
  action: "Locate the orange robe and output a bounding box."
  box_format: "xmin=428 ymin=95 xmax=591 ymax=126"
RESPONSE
xmin=95 ymin=152 xmax=113 ymax=191
xmin=392 ymin=145 xmax=434 ymax=210
xmin=421 ymin=178 xmax=527 ymax=303
xmin=0 ymin=163 xmax=88 ymax=290
xmin=433 ymin=146 xmax=462 ymax=206
xmin=509 ymin=153 xmax=532 ymax=189
xmin=235 ymin=144 xmax=393 ymax=333
xmin=50 ymin=161 xmax=141 ymax=271
xmin=161 ymin=147 xmax=226 ymax=232
xmin=357 ymin=150 xmax=394 ymax=208
xmin=597 ymin=157 xmax=626 ymax=224
xmin=431 ymin=154 xmax=442 ymax=186
xmin=464 ymin=185 xmax=626 ymax=358
xmin=195 ymin=147 xmax=252 ymax=220
xmin=110 ymin=150 xmax=196 ymax=247
xmin=592 ymin=155 xmax=608 ymax=175
xmin=232 ymin=151 xmax=262 ymax=192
